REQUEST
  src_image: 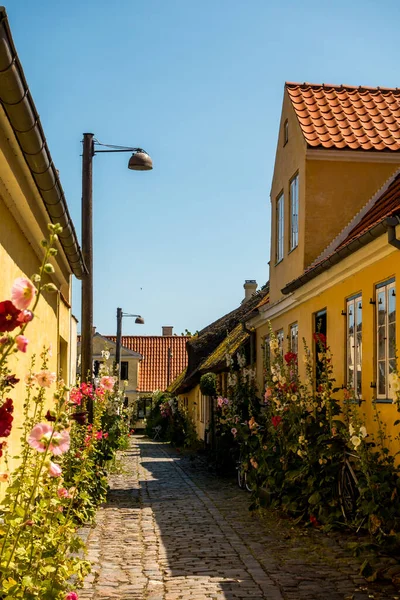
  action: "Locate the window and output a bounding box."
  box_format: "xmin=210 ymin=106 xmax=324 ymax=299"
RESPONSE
xmin=137 ymin=397 xmax=152 ymax=419
xmin=376 ymin=280 xmax=396 ymax=400
xmin=120 ymin=361 xmax=129 ymax=381
xmin=276 ymin=192 xmax=284 ymax=263
xmin=289 ymin=174 xmax=299 ymax=250
xmin=200 ymin=393 xmax=209 ymax=423
xmin=314 ymin=309 xmax=327 ymax=383
xmin=283 ymin=119 xmax=288 ymax=145
xmin=276 ymin=329 xmax=284 ymax=356
xmin=346 ymin=295 xmax=362 ymax=398
xmin=289 ymin=323 xmax=298 ymax=354
xmin=93 ymin=360 xmax=104 ymax=377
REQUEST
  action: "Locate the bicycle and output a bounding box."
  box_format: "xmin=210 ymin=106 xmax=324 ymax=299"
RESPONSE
xmin=337 ymin=446 xmax=360 ymax=521
xmin=236 ymin=453 xmax=253 ymax=492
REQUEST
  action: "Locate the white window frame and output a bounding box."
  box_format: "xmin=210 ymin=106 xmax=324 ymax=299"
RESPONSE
xmin=289 ymin=322 xmax=298 ymax=354
xmin=276 ymin=192 xmax=284 ymax=263
xmin=346 ymin=294 xmax=362 ymax=398
xmin=289 ymin=174 xmax=299 ymax=251
xmin=376 ymin=279 xmax=396 ymax=401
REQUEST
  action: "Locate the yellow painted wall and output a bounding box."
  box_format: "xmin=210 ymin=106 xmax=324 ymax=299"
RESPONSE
xmin=269 ymin=90 xmax=307 ymax=304
xmin=304 ymin=160 xmax=399 ymax=268
xmin=0 ymin=108 xmax=73 ymax=477
xmin=255 ymin=239 xmax=400 ymax=455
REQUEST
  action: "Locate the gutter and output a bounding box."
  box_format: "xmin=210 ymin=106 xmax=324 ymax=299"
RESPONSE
xmin=282 ymin=215 xmax=400 ymax=295
xmin=0 ymin=7 xmax=86 ymax=279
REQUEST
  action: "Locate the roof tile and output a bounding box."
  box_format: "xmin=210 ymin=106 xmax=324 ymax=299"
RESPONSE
xmin=287 ymin=82 xmax=400 ymax=151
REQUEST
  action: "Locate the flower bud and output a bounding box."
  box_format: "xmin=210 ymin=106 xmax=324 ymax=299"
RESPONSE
xmin=43 ymin=263 xmax=55 ymax=274
xmin=43 ymin=283 xmax=58 ymax=293
xmin=49 ymin=248 xmax=58 ymax=256
xmin=41 ymin=239 xmax=48 ymax=248
xmin=31 ymin=274 xmax=41 ymax=283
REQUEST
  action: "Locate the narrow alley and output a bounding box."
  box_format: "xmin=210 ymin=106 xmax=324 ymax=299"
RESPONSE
xmin=80 ymin=438 xmax=398 ymax=600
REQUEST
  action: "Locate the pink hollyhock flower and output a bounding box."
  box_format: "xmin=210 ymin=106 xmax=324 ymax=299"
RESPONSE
xmin=95 ymin=387 xmax=105 ymax=400
xmin=103 ymin=432 xmax=109 ymax=439
xmin=11 ymin=277 xmax=37 ymax=310
xmin=80 ymin=382 xmax=93 ymax=396
xmin=264 ymin=388 xmax=272 ymax=402
xmin=0 ymin=472 xmax=9 ymax=482
xmin=35 ymin=370 xmax=56 ymax=388
xmin=57 ymin=487 xmax=70 ymax=499
xmin=28 ymin=423 xmax=70 ymax=455
xmin=48 ymin=461 xmax=62 ymax=477
xmin=16 ymin=335 xmax=28 ymax=353
xmin=17 ymin=309 xmax=34 ymax=324
xmin=65 ymin=592 xmax=79 ymax=600
xmin=231 ymin=427 xmax=238 ymax=437
xmin=217 ymin=397 xmax=224 ymax=408
xmin=96 ymin=431 xmax=103 ymax=440
xmin=99 ymin=376 xmax=115 ymax=391
xmin=70 ymin=388 xmax=83 ymax=405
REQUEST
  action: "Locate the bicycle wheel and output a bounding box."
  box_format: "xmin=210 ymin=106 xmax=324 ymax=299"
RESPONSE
xmin=338 ymin=461 xmax=359 ymax=520
xmin=237 ymin=462 xmax=246 ymax=490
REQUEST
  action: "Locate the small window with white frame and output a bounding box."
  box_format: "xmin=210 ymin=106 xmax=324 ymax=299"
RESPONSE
xmin=289 ymin=322 xmax=298 ymax=354
xmin=376 ymin=279 xmax=396 ymax=401
xmin=346 ymin=294 xmax=362 ymax=398
xmin=289 ymin=173 xmax=299 ymax=251
xmin=276 ymin=192 xmax=284 ymax=263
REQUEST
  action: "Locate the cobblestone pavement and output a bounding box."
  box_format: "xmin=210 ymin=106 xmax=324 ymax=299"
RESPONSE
xmin=81 ymin=437 xmax=400 ymax=600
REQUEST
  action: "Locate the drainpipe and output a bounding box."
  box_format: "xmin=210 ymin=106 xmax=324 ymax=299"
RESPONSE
xmin=385 ymin=216 xmax=400 ymax=249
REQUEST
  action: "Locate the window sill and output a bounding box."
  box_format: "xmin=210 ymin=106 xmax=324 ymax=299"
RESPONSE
xmin=275 ymin=259 xmax=284 ymax=266
xmin=288 ymin=245 xmax=298 ymax=255
xmin=375 ymin=398 xmax=393 ymax=404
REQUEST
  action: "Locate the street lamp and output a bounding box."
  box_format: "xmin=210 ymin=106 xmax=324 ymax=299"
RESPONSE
xmin=115 ymin=307 xmax=145 ymax=382
xmin=80 ymin=134 xmax=152 ymax=383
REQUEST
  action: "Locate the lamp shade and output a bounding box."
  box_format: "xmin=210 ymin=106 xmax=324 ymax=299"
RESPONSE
xmin=128 ymin=151 xmax=153 ymax=171
xmin=135 ymin=316 xmax=145 ymax=324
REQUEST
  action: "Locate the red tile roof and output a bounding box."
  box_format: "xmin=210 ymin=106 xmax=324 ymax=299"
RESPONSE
xmin=286 ymin=82 xmax=400 ymax=151
xmin=282 ymin=169 xmax=400 ymax=294
xmin=105 ymin=335 xmax=189 ymax=393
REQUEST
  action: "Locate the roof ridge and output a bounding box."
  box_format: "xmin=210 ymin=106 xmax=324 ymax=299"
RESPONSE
xmin=286 ymin=82 xmax=400 ymax=92
xmin=307 ymin=167 xmax=400 ymax=268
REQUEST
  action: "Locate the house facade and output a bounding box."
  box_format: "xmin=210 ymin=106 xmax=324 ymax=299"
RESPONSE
xmin=173 ymin=282 xmax=269 ymax=441
xmin=0 ymin=8 xmax=85 ymax=469
xmin=248 ymin=82 xmax=400 ymax=449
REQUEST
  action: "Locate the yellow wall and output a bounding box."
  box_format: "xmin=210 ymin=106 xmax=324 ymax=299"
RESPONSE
xmin=304 ymin=160 xmax=399 ymax=267
xmin=0 ymin=108 xmax=73 ymax=476
xmin=255 ymin=238 xmax=400 ymax=454
xmin=178 ymin=385 xmax=207 ymax=440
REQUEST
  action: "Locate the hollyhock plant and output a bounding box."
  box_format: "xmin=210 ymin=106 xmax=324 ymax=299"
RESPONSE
xmin=35 ymin=369 xmax=56 ymax=388
xmin=80 ymin=382 xmax=93 ymax=396
xmin=99 ymin=376 xmax=115 ymax=391
xmin=15 ymin=334 xmax=28 ymax=353
xmin=17 ymin=309 xmax=33 ymax=324
xmin=48 ymin=461 xmax=62 ymax=477
xmin=57 ymin=487 xmax=70 ymax=499
xmin=0 ymin=398 xmax=14 ymax=437
xmin=0 ymin=300 xmax=21 ymax=332
xmin=271 ymin=415 xmax=282 ymax=428
xmin=284 ymin=351 xmax=297 ymax=364
xmin=28 ymin=423 xmax=70 ymax=455
xmin=11 ymin=277 xmax=37 ymax=310
xmin=65 ymin=592 xmax=79 ymax=600
xmin=70 ymin=387 xmax=83 ymax=405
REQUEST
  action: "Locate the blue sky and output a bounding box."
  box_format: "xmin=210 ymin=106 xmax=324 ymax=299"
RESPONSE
xmin=8 ymin=0 xmax=400 ymax=336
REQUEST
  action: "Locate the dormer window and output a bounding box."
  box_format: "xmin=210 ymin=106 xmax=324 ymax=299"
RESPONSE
xmin=283 ymin=119 xmax=289 ymax=145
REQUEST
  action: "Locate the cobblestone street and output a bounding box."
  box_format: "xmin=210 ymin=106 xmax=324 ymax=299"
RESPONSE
xmin=81 ymin=437 xmax=399 ymax=600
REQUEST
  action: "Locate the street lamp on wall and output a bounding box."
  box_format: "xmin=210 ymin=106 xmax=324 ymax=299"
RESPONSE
xmin=115 ymin=307 xmax=145 ymax=382
xmin=80 ymin=134 xmax=152 ymax=384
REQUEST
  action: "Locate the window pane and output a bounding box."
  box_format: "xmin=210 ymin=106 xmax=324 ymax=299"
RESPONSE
xmin=290 ymin=175 xmax=299 ymax=250
xmin=290 ymin=323 xmax=298 ymax=354
xmin=378 ymin=361 xmax=386 ymax=396
xmin=378 ymin=326 xmax=386 ymax=360
xmin=389 ymin=323 xmax=396 ymax=359
xmin=276 ymin=194 xmax=284 ymax=262
xmin=377 ymin=291 xmax=386 ymax=325
xmin=347 ymin=300 xmax=355 ymax=389
xmin=388 ymin=286 xmax=396 ymax=324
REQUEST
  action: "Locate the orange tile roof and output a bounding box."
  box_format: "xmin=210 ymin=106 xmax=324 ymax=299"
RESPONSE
xmin=286 ymin=82 xmax=400 ymax=151
xmin=105 ymin=335 xmax=189 ymax=393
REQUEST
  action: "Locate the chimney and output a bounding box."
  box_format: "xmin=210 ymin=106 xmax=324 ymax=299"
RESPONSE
xmin=243 ymin=280 xmax=257 ymax=302
xmin=92 ymin=326 xmax=96 ymax=335
xmin=162 ymin=326 xmax=173 ymax=336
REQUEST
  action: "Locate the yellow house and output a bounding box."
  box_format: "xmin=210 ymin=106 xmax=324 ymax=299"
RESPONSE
xmin=173 ymin=281 xmax=268 ymax=441
xmin=249 ymin=82 xmax=400 ymax=449
xmin=0 ymin=8 xmax=85 ymax=467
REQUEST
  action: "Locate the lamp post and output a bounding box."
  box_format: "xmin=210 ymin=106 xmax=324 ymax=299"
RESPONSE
xmin=80 ymin=134 xmax=152 ymax=383
xmin=115 ymin=307 xmax=145 ymax=382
